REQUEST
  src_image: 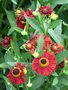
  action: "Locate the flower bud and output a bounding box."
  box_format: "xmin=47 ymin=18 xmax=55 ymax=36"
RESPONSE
xmin=50 ymin=12 xmax=58 ymax=20
xmin=32 ymin=51 xmax=39 ymax=57
xmin=27 ymin=77 xmax=32 ymax=88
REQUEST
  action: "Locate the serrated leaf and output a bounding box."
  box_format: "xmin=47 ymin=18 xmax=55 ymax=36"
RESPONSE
xmin=11 ymin=40 xmax=21 ymax=61
xmin=50 ymin=20 xmax=62 ymax=30
xmin=48 ymin=29 xmax=64 ymax=45
xmin=37 ymin=34 xmax=44 ymax=52
xmin=56 ymin=50 xmax=68 ymax=64
xmin=4 ymin=51 xmax=15 ymax=62
xmin=32 ymin=76 xmax=44 ymax=90
xmin=54 ymin=21 xmax=62 ymax=35
xmin=25 ymin=15 xmax=43 ymax=33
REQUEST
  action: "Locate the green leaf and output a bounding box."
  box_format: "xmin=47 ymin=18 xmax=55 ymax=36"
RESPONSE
xmin=52 ymin=77 xmax=58 ymax=86
xmin=56 ymin=50 xmax=68 ymax=64
xmin=25 ymin=15 xmax=43 ymax=33
xmin=50 ymin=0 xmax=68 ymax=4
xmin=48 ymin=29 xmax=64 ymax=45
xmin=0 ymin=63 xmax=10 ymax=68
xmin=54 ymin=21 xmax=62 ymax=35
xmin=11 ymin=40 xmax=21 ymax=61
xmin=8 ymin=27 xmax=23 ymax=35
xmin=59 ymin=75 xmax=68 ymax=86
xmin=50 ymin=20 xmax=62 ymax=29
xmin=52 ymin=72 xmax=58 ymax=77
xmin=37 ymin=34 xmax=44 ymax=52
xmin=30 ymin=1 xmax=36 ymax=11
xmin=5 ymin=9 xmax=16 ymax=27
xmin=3 ymin=76 xmax=16 ymax=90
xmin=22 ymin=52 xmax=32 ymax=61
xmin=4 ymin=51 xmax=15 ymax=62
xmin=11 ymin=0 xmax=17 ymax=5
xmin=63 ymin=64 xmax=68 ymax=75
xmin=32 ymin=76 xmax=44 ymax=90
xmin=8 ymin=27 xmax=15 ymax=35
xmin=14 ymin=27 xmax=23 ymax=33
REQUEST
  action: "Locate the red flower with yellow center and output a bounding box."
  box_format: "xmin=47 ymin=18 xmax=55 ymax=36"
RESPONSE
xmin=38 ymin=6 xmax=53 ymax=16
xmin=16 ymin=9 xmax=34 ymax=29
xmin=32 ymin=52 xmax=57 ymax=76
xmin=7 ymin=63 xmax=26 ymax=85
xmin=25 ymin=41 xmax=36 ymax=54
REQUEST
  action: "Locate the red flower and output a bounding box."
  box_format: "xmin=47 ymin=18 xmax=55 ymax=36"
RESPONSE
xmin=43 ymin=34 xmax=53 ymax=51
xmin=51 ymin=43 xmax=65 ymax=54
xmin=25 ymin=9 xmax=34 ymax=18
xmin=7 ymin=63 xmax=26 ymax=85
xmin=32 ymin=52 xmax=57 ymax=76
xmin=0 ymin=36 xmax=12 ymax=48
xmin=16 ymin=9 xmax=34 ymax=29
xmin=38 ymin=6 xmax=53 ymax=16
xmin=24 ymin=34 xmax=39 ymax=54
xmin=25 ymin=34 xmax=52 ymax=54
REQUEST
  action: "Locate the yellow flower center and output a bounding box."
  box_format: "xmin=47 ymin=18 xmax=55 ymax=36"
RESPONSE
xmin=39 ymin=58 xmax=49 ymax=68
xmin=12 ymin=67 xmax=21 ymax=77
xmin=25 ymin=43 xmax=33 ymax=50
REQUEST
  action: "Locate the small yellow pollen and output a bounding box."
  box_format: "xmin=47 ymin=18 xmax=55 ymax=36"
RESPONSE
xmin=15 ymin=9 xmax=21 ymax=14
xmin=50 ymin=12 xmax=58 ymax=20
xmin=32 ymin=51 xmax=39 ymax=58
xmin=23 ymin=68 xmax=27 ymax=74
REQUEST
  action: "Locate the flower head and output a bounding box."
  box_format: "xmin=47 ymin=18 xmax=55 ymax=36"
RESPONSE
xmin=32 ymin=52 xmax=57 ymax=76
xmin=7 ymin=62 xmax=26 ymax=85
xmin=32 ymin=51 xmax=39 ymax=58
xmin=15 ymin=9 xmax=21 ymax=15
xmin=50 ymin=12 xmax=58 ymax=20
xmin=0 ymin=36 xmax=12 ymax=48
xmin=16 ymin=9 xmax=34 ymax=29
xmin=51 ymin=43 xmax=65 ymax=54
xmin=38 ymin=6 xmax=53 ymax=16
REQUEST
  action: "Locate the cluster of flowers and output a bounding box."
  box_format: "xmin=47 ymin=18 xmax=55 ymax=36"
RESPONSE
xmin=0 ymin=6 xmax=66 ymax=86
